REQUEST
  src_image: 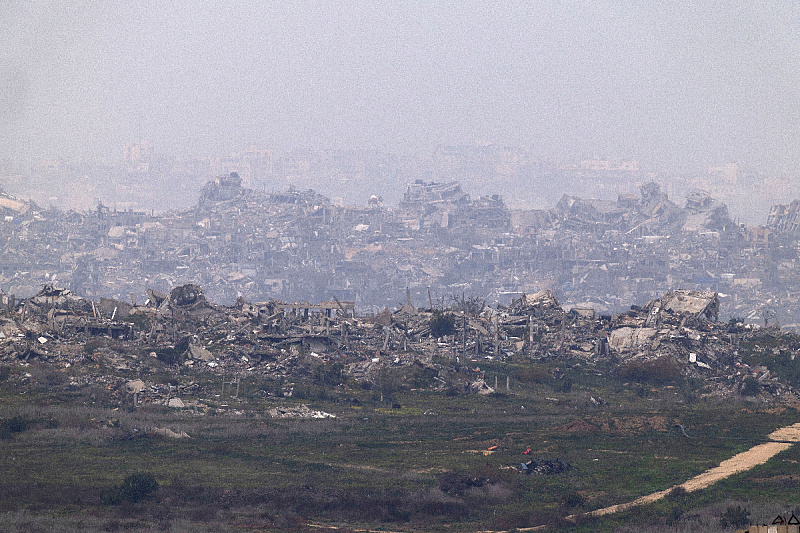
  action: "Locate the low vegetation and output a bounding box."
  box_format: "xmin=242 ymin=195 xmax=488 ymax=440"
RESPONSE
xmin=1 ymin=357 xmax=799 ymax=532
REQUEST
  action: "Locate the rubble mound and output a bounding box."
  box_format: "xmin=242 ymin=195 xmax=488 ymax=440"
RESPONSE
xmin=30 ymin=284 xmax=92 ymax=313
xmin=2 ymin=281 xmax=800 ymax=409
xmin=197 ymin=172 xmax=245 ymax=208
xmin=166 ymin=285 xmax=217 ymax=320
xmin=660 ymin=289 xmax=719 ymax=320
xmin=519 ymin=289 xmax=561 ymax=311
xmin=169 ymin=284 xmax=207 ymax=309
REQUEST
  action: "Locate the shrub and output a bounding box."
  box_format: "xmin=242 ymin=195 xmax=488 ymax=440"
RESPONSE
xmin=618 ymin=357 xmax=681 ymax=383
xmin=373 ymin=367 xmax=402 ymax=402
xmin=719 ymin=505 xmax=750 ymax=529
xmin=407 ymin=366 xmax=437 ymax=389
xmin=560 ymin=491 xmax=586 ymax=510
xmin=0 ymin=415 xmax=30 ymax=439
xmin=290 ymin=384 xmax=310 ymax=399
xmin=514 ymin=366 xmax=550 ymax=384
xmin=727 ymin=316 xmax=746 ymax=333
xmin=35 ymin=368 xmax=67 ymax=390
xmin=741 ymin=377 xmax=760 ymax=396
xmin=156 ymin=337 xmax=189 ymax=366
xmin=312 ymin=362 xmax=344 ymax=387
xmin=429 ymin=311 xmax=456 ymax=338
xmin=102 ymin=472 xmax=159 ymax=505
xmin=126 ymin=312 xmax=152 ymax=331
xmin=553 ymin=378 xmax=572 ymax=393
xmin=84 ymin=338 xmax=103 ymax=356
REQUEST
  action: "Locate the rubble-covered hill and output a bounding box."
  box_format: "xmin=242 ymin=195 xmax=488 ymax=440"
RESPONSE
xmin=2 ymin=283 xmax=800 ymax=408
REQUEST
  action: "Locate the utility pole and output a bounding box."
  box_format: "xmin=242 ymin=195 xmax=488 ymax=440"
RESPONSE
xmin=494 ymin=313 xmax=499 ymax=356
xmin=462 ymin=292 xmax=467 ymax=356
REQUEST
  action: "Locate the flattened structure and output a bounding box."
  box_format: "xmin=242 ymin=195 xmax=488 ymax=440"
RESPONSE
xmin=661 ymin=289 xmax=719 ymax=320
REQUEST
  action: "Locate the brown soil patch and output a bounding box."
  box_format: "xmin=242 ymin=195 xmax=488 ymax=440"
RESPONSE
xmin=554 ymin=419 xmax=600 ymax=433
xmin=584 ymin=415 xmax=669 ymax=434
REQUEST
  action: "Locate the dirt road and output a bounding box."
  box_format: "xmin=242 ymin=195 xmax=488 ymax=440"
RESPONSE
xmin=569 ymin=422 xmax=800 ymax=520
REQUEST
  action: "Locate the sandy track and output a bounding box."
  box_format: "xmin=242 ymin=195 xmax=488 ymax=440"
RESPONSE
xmin=320 ymin=423 xmax=800 ymax=533
xmin=569 ymin=422 xmax=800 ymax=520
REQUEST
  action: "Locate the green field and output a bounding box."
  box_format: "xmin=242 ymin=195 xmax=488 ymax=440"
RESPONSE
xmin=1 ymin=359 xmax=799 ymax=532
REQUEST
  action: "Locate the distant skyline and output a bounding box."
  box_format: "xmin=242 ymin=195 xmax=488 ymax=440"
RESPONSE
xmin=3 ymin=1 xmax=800 ymax=174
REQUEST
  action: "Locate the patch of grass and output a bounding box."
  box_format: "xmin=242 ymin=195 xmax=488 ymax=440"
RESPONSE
xmin=1 ymin=362 xmax=798 ymax=531
xmin=101 ymin=472 xmax=159 ymax=505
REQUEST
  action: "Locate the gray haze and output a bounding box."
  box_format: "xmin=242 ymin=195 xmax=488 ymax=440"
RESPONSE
xmin=2 ymin=1 xmax=800 ymax=173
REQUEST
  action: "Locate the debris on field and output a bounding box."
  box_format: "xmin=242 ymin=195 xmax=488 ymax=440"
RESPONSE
xmin=150 ymin=427 xmax=191 ymax=439
xmin=515 ymin=457 xmax=574 ymax=475
xmin=268 ymin=404 xmax=336 ymax=419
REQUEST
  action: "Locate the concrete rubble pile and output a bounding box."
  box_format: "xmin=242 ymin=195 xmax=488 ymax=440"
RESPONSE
xmin=0 ymin=280 xmax=799 ymax=407
xmin=268 ymin=404 xmax=336 ymax=419
xmin=6 ymin=172 xmax=800 ymax=330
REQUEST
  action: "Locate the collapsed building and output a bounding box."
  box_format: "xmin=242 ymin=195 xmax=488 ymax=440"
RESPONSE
xmin=767 ymin=200 xmax=800 ymax=234
xmin=1 ymin=281 xmax=798 ymax=409
xmin=0 ymin=173 xmax=799 ymax=333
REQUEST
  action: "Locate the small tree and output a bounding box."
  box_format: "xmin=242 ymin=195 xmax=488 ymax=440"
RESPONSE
xmin=430 ymin=311 xmax=456 ymax=338
xmin=373 ymin=366 xmax=402 ymax=403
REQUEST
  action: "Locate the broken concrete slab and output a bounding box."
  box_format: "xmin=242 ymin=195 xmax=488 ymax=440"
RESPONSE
xmin=188 ymin=344 xmax=214 ymax=362
xmin=151 ymin=427 xmax=191 ymax=439
xmin=125 ymin=380 xmax=145 ymax=394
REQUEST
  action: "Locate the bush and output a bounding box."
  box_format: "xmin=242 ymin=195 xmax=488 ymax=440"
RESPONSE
xmin=741 ymin=377 xmax=760 ymax=396
xmin=0 ymin=415 xmax=30 ymax=439
xmin=514 ymin=366 xmax=550 ymax=384
xmin=618 ymin=357 xmax=681 ymax=383
xmin=35 ymin=368 xmax=67 ymax=390
xmin=430 ymin=311 xmax=456 ymax=338
xmin=102 ymin=472 xmax=159 ymax=505
xmin=559 ymin=491 xmax=586 ymax=510
xmin=552 ymin=378 xmax=572 ymax=393
xmin=719 ymin=505 xmax=750 ymax=529
xmin=727 ymin=316 xmax=746 ymax=333
xmin=408 ymin=366 xmax=437 ymax=389
xmin=156 ymin=337 xmax=189 ymax=366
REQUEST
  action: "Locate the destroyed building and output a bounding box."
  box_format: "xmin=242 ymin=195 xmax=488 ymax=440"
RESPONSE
xmin=0 ymin=173 xmax=798 ymax=330
xmin=767 ymin=199 xmax=800 ymax=234
xmin=0 ymin=282 xmax=797 ymax=409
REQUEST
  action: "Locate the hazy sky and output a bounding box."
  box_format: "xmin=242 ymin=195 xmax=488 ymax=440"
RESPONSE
xmin=3 ymin=1 xmax=800 ymax=171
